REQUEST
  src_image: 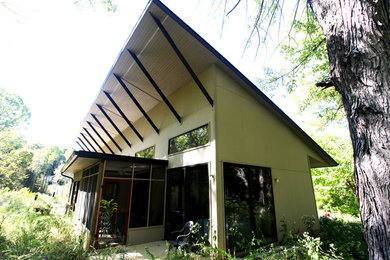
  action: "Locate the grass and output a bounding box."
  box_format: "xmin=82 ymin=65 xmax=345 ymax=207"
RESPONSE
xmin=0 ymin=188 xmax=121 ymax=259
xmin=0 ymin=188 xmax=368 ymax=259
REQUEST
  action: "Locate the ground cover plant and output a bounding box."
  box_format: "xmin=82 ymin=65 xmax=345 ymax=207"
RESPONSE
xmin=156 ymin=214 xmax=367 ymax=259
xmin=0 ymin=188 xmax=120 ymax=259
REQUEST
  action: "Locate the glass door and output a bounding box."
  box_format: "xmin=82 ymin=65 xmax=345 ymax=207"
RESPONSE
xmin=97 ymin=179 xmax=131 ymax=245
xmin=165 ymin=164 xmax=209 ymax=241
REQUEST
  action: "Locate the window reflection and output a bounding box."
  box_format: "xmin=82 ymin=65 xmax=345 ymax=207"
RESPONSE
xmin=168 ymin=125 xmax=209 ymax=154
xmin=224 ymin=163 xmax=276 ymax=253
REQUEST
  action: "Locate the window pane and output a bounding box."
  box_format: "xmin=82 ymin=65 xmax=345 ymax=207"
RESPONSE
xmin=149 ymin=181 xmax=165 ymax=226
xmin=86 ymin=174 xmax=98 ymax=229
xmin=165 ymin=164 xmax=209 ymax=240
xmin=135 ymin=146 xmax=155 ymax=159
xmin=168 ymin=125 xmax=209 ymax=154
xmin=224 ymin=163 xmax=276 ymax=252
xmin=133 ymin=164 xmax=150 ymax=179
xmin=224 ymin=165 xmax=252 ymax=250
xmin=130 ymin=180 xmax=149 ymax=228
xmin=152 ymin=165 xmax=165 ymax=180
xmin=105 ymin=161 xmax=133 ymax=178
xmin=250 ymin=168 xmax=276 ymax=242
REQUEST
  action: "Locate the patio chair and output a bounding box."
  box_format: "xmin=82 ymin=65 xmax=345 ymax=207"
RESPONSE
xmin=168 ymin=220 xmax=194 ymax=251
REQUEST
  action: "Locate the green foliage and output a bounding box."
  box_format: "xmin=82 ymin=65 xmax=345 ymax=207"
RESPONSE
xmin=318 ymin=214 xmax=368 ymax=259
xmin=74 ymin=0 xmax=117 ymax=12
xmin=135 ymin=146 xmax=155 ymax=159
xmin=0 ymin=88 xmax=30 ymax=132
xmin=259 ymin=11 xmax=344 ymax=127
xmin=0 ymin=131 xmax=66 ymax=191
xmin=99 ymin=199 xmax=119 ymax=243
xmin=168 ymin=125 xmax=209 ymax=154
xmin=168 ymin=215 xmax=367 ymax=259
xmin=0 ymin=188 xmax=120 ymax=259
xmin=0 ymin=133 xmax=32 ymax=190
xmin=312 ymin=134 xmax=358 ymax=216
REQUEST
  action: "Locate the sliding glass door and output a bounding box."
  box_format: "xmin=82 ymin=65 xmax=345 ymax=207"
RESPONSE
xmin=224 ymin=163 xmax=276 ymax=252
xmin=165 ymin=164 xmax=209 ymax=241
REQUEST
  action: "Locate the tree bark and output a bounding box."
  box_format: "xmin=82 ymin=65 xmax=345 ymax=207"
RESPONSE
xmin=308 ymin=0 xmax=390 ymax=258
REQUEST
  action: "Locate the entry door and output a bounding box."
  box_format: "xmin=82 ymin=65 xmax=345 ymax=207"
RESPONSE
xmin=165 ymin=164 xmax=209 ymax=241
xmin=98 ymin=179 xmax=131 ymax=244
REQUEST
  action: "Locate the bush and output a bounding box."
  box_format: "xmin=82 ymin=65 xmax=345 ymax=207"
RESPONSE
xmin=318 ymin=214 xmax=368 ymax=259
xmin=0 ymin=188 xmax=120 ymax=259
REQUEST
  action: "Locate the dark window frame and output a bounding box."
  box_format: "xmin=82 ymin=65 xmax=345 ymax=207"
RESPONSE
xmin=168 ymin=124 xmax=209 ymax=154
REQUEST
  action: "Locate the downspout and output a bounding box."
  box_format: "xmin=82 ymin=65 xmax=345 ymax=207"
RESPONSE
xmin=61 ymin=171 xmax=74 ymax=205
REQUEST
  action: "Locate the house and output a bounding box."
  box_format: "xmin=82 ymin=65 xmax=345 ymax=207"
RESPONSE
xmin=61 ymin=0 xmax=337 ymax=252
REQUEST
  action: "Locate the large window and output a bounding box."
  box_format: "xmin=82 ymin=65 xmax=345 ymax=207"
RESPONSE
xmin=135 ymin=146 xmax=155 ymax=159
xmin=168 ymin=125 xmax=209 ymax=154
xmin=224 ymin=163 xmax=276 ymax=252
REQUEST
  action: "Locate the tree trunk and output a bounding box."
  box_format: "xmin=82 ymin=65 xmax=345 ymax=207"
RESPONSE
xmin=309 ymin=0 xmax=390 ymax=258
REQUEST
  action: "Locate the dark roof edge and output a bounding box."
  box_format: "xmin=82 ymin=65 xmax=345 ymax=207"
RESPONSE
xmin=153 ymin=0 xmax=337 ymax=167
xmin=61 ymin=150 xmax=168 ymax=173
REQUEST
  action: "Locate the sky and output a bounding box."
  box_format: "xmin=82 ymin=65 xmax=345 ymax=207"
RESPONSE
xmin=0 ymin=0 xmax=293 ymax=149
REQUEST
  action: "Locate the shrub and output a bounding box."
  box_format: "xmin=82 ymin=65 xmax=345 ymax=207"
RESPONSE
xmin=0 ymin=188 xmax=120 ymax=259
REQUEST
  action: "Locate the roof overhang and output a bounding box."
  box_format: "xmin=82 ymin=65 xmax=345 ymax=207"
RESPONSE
xmin=61 ymin=150 xmax=168 ymax=175
xmin=73 ymin=0 xmax=337 ymax=168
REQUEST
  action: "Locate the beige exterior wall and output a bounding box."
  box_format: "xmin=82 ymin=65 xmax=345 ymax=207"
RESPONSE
xmin=98 ymin=66 xmax=218 ymax=245
xmin=71 ymin=64 xmax=327 ymax=249
xmin=214 ymin=66 xmax=321 ymax=248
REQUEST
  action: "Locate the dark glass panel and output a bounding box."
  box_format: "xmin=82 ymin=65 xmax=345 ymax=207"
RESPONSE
xmin=166 ymin=168 xmax=185 ymax=237
xmin=165 ymin=164 xmax=209 ymax=241
xmin=224 ymin=163 xmax=276 ymax=253
xmin=103 ymin=181 xmax=130 ymax=212
xmin=86 ymin=174 xmax=98 ymax=229
xmin=149 ymin=181 xmax=165 ymax=226
xmin=130 ymin=180 xmax=149 ymax=228
xmin=152 ymin=165 xmax=165 ymax=180
xmin=250 ymin=168 xmax=276 ymax=242
xmin=100 ymin=180 xmax=131 ymax=244
xmin=104 ymin=161 xmax=133 ymax=178
xmin=224 ymin=165 xmax=252 ymax=250
xmin=168 ymin=125 xmax=209 ymax=154
xmin=133 ymin=164 xmax=150 ymax=179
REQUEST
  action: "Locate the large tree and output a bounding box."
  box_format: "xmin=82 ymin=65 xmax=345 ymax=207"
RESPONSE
xmin=308 ymin=1 xmax=390 ymax=258
xmin=223 ymin=0 xmax=390 ymax=258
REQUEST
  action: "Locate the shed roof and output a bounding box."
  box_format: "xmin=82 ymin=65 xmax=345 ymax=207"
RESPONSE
xmin=74 ymin=0 xmax=337 ymax=168
xmin=61 ymin=150 xmax=168 ymax=175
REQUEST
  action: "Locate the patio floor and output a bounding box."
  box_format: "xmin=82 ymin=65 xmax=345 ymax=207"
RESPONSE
xmin=117 ymin=240 xmax=168 ymax=259
xmin=112 ymin=240 xmax=206 ymax=259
